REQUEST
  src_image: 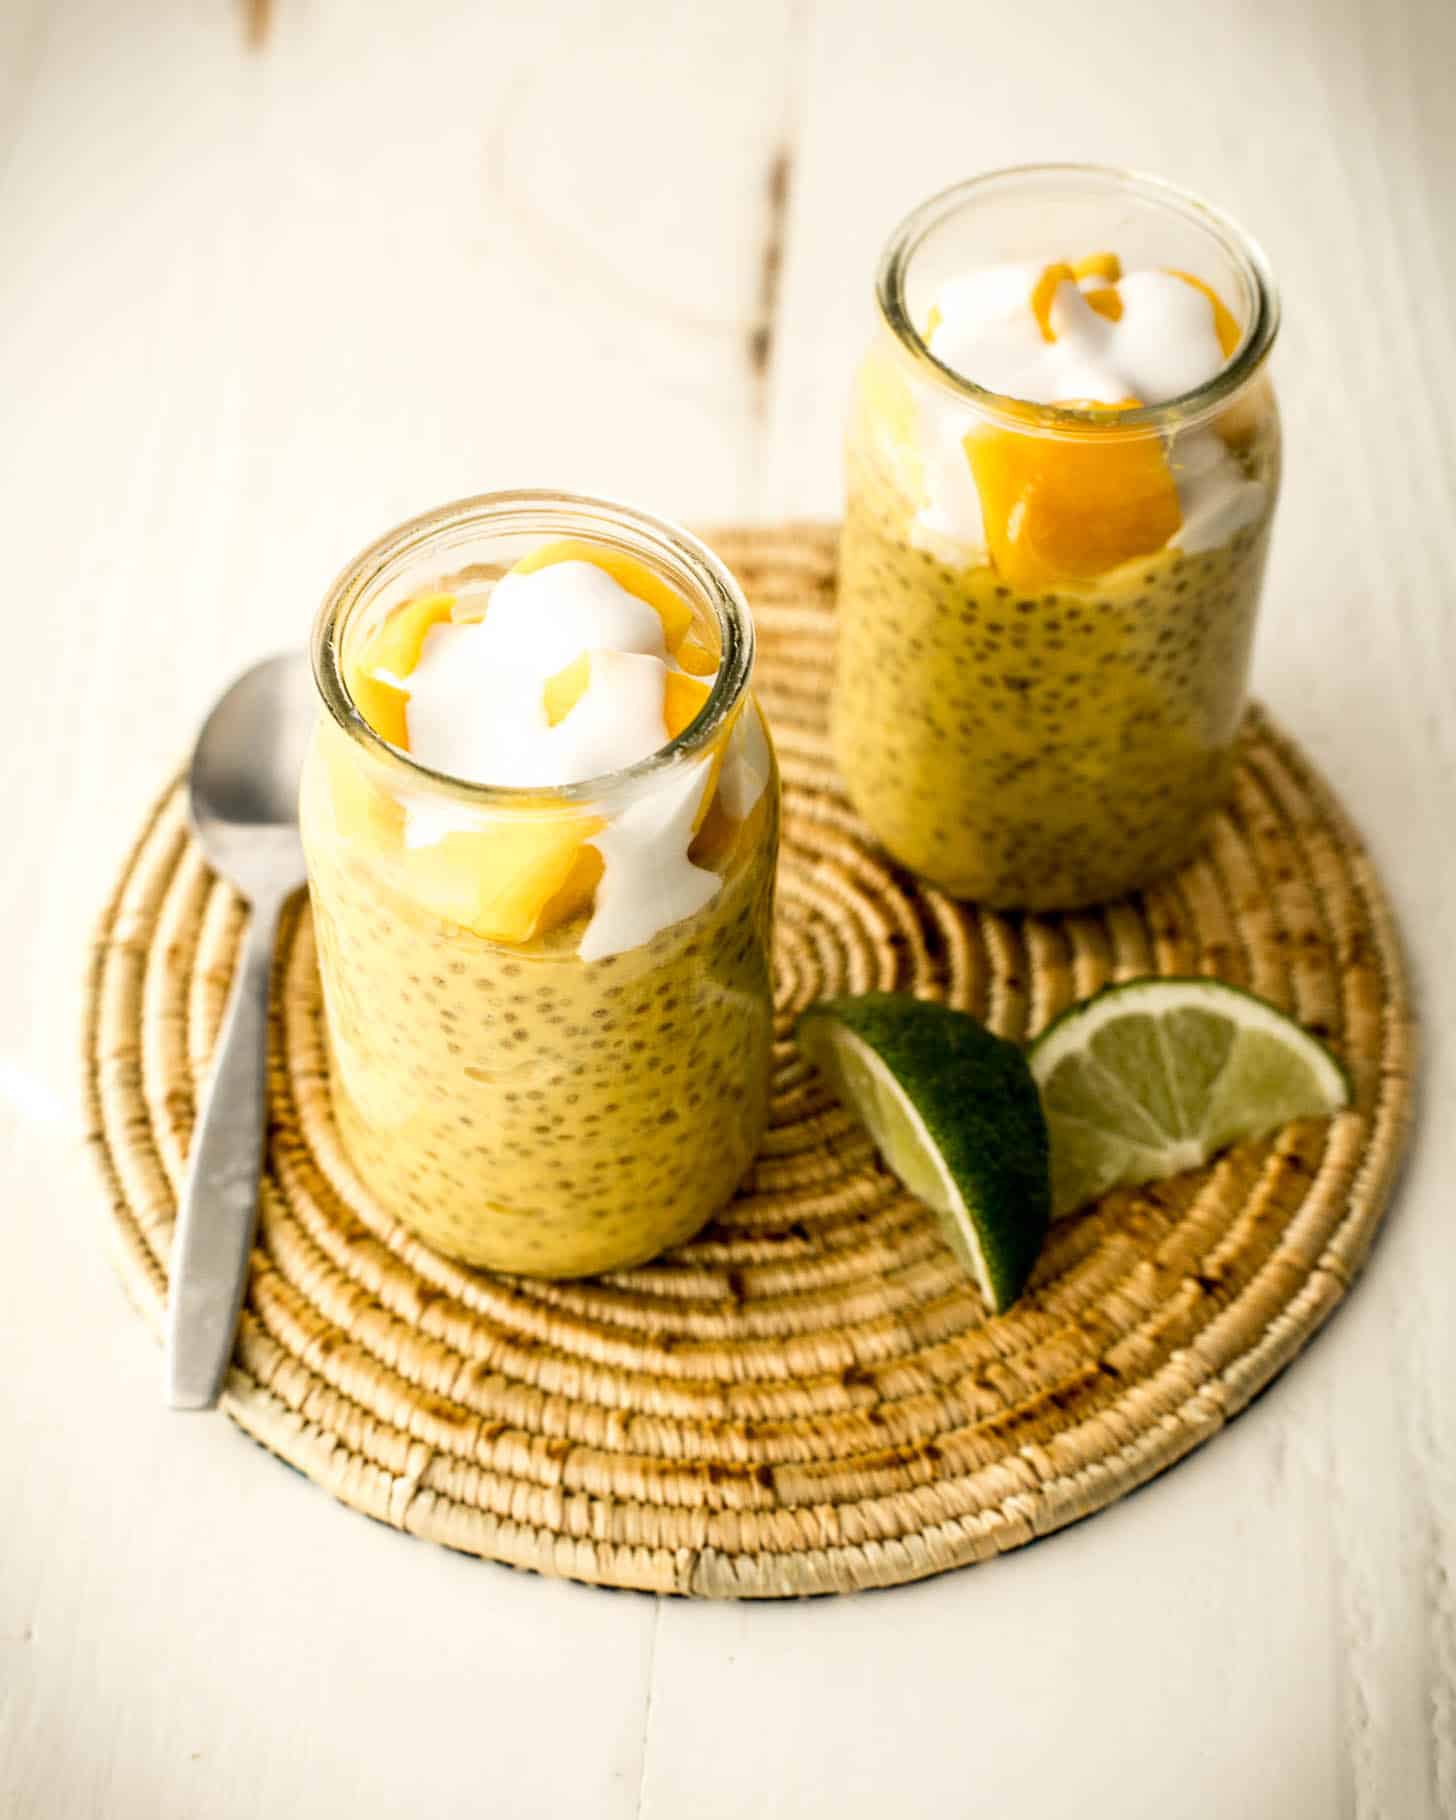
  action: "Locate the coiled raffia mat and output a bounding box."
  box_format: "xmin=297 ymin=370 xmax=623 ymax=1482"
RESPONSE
xmin=84 ymin=524 xmax=1414 ymax=1598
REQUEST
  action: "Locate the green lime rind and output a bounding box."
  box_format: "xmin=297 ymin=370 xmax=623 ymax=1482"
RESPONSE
xmin=1028 ymin=976 xmax=1351 ymax=1219
xmin=796 ymin=993 xmax=1051 ymax=1314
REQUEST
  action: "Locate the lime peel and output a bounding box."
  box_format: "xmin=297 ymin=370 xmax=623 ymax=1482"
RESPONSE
xmin=796 ymin=993 xmax=1050 ymax=1314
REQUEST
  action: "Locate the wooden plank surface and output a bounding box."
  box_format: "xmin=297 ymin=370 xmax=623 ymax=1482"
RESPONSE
xmin=1 ymin=0 xmax=1452 ymax=1815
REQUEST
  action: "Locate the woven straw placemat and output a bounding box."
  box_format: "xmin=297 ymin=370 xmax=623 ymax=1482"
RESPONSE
xmin=84 ymin=524 xmax=1414 ymax=1598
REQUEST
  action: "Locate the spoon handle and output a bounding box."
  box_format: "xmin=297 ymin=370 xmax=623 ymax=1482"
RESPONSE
xmin=164 ymin=892 xmax=284 ymax=1409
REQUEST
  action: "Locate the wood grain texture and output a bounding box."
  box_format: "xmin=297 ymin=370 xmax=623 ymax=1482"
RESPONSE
xmin=1 ymin=0 xmax=1451 ymax=1814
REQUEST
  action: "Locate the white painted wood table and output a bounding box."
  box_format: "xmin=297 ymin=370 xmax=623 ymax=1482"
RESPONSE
xmin=2 ymin=0 xmax=1453 ymax=1814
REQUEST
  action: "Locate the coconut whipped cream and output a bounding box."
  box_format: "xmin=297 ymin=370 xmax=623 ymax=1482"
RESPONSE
xmin=577 ymin=760 xmax=718 ymax=964
xmin=393 ymin=560 xmax=762 ymax=960
xmin=903 ymin=261 xmax=1265 ymax=564
xmin=401 ymin=562 xmax=671 ymax=788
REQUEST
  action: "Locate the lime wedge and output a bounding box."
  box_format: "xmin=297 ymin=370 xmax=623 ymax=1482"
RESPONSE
xmin=1028 ymin=978 xmax=1350 ymax=1218
xmin=797 ymin=994 xmax=1050 ymax=1313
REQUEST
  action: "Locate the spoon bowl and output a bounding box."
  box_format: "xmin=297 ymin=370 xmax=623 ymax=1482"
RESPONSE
xmin=188 ymin=652 xmax=313 ymax=898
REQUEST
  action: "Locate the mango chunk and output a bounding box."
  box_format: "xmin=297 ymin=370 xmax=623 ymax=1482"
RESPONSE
xmin=964 ymin=412 xmax=1183 ymax=590
xmin=664 ymin=672 xmax=732 ymax=836
xmin=398 ymin=655 xmax=722 ymax=945
xmin=663 ymin=671 xmax=711 ymax=740
xmin=1030 ymin=263 xmax=1078 ymax=343
xmin=509 ymin=539 xmax=694 ymax=652
xmin=1082 ymin=286 xmax=1123 ymax=323
xmin=535 ymin=844 xmax=604 ymax=931
xmin=1167 ymin=269 xmax=1241 ymax=358
xmin=1072 ymin=252 xmax=1122 ymax=283
xmin=536 ymin=844 xmax=605 ymax=933
xmin=1034 ymin=256 xmax=1124 ymax=335
xmin=675 ymin=638 xmax=719 ymax=677
xmin=344 ymin=591 xmax=456 ymax=749
xmin=402 ymin=813 xmax=605 ymax=944
xmin=542 ymin=652 xmax=593 ymax=727
xmin=344 ymin=671 xmax=408 ymax=749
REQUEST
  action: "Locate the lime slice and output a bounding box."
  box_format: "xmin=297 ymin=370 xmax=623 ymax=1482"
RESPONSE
xmin=797 ymin=994 xmax=1050 ymax=1313
xmin=1028 ymin=978 xmax=1350 ymax=1218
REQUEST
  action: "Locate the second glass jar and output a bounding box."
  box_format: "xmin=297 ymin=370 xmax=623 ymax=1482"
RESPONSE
xmin=834 ymin=165 xmax=1282 ymax=910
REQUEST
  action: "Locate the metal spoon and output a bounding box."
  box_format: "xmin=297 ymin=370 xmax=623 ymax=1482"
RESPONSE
xmin=165 ymin=652 xmax=313 ymax=1409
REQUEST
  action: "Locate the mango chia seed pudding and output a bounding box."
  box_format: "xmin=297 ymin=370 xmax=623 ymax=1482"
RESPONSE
xmin=301 ymin=493 xmax=779 ymax=1277
xmin=834 ymin=167 xmax=1282 ymax=909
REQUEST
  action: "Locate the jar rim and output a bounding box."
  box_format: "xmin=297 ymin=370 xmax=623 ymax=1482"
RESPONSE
xmin=310 ymin=490 xmax=755 ymax=808
xmin=876 ymin=162 xmax=1281 ymax=437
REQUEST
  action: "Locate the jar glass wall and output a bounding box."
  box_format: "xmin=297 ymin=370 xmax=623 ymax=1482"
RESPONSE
xmin=834 ymin=165 xmax=1281 ymax=909
xmin=301 ymin=492 xmax=779 ymax=1277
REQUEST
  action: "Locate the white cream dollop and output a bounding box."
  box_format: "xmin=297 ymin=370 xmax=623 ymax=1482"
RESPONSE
xmin=929 ymin=266 xmax=1228 ymax=409
xmin=397 ymin=559 xmax=729 ymax=961
xmin=579 ymin=760 xmax=719 ymax=965
xmin=401 ymin=562 xmax=667 ymax=788
xmin=906 ymin=263 xmax=1264 ymax=566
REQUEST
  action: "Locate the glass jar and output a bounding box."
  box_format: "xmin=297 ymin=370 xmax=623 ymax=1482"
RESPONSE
xmin=301 ymin=491 xmax=779 ymax=1277
xmin=834 ymin=165 xmax=1281 ymax=909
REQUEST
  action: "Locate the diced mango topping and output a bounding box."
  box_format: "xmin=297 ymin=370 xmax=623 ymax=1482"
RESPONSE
xmin=1082 ymin=286 xmax=1123 ymax=323
xmin=508 ymin=539 xmax=694 ymax=653
xmin=326 ymin=696 xmax=609 ymax=942
xmin=1033 ymin=255 xmax=1125 ymax=335
xmin=346 ymin=674 xmax=407 ymax=750
xmin=663 ymin=671 xmax=711 ymax=741
xmin=1040 ymin=255 xmax=1239 ymax=357
xmin=666 ymin=672 xmax=732 ymax=836
xmin=1167 ymin=269 xmax=1241 ymax=357
xmin=344 ymin=591 xmax=456 ymax=748
xmin=331 ymin=543 xmax=738 ymax=947
xmin=675 ymin=637 xmax=719 ymax=676
xmin=1072 ymin=252 xmax=1122 ymax=283
xmin=964 ymin=411 xmax=1182 ymax=590
xmin=535 ymin=844 xmax=605 ymax=934
xmin=401 ymin=813 xmax=606 ymax=945
xmin=542 ymin=652 xmax=593 ymax=727
xmin=1030 ymin=263 xmax=1078 ymax=343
